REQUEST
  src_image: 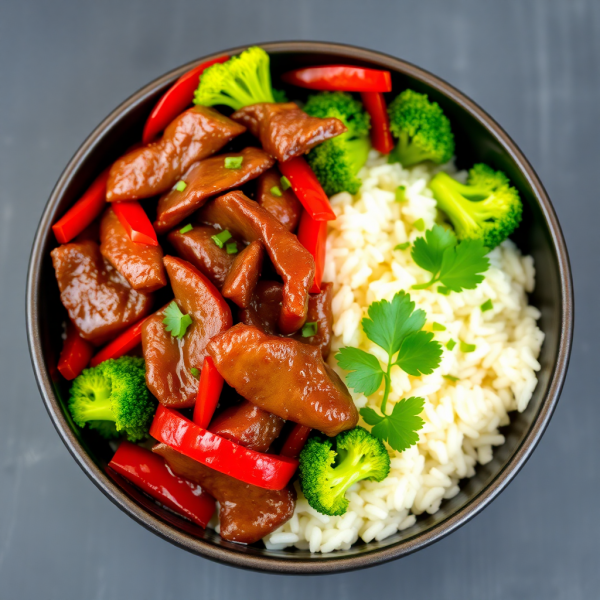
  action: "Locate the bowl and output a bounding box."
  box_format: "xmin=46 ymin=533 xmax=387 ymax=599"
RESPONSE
xmin=26 ymin=41 xmax=573 ymax=574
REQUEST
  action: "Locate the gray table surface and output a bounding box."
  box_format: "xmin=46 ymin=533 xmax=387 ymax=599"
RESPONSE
xmin=0 ymin=0 xmax=596 ymax=597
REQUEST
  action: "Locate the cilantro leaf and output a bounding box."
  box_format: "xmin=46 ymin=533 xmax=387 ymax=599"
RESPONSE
xmin=361 ymin=291 xmax=426 ymax=356
xmin=395 ymin=331 xmax=442 ymax=376
xmin=162 ymin=301 xmax=193 ymax=339
xmin=336 ymin=347 xmax=384 ymax=396
xmin=360 ymin=397 xmax=425 ymax=453
xmin=412 ymin=225 xmax=489 ymax=292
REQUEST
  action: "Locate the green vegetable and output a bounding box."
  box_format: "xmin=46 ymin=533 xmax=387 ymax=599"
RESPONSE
xmin=437 ymin=286 xmax=451 ymax=295
xmin=303 ymin=92 xmax=371 ymax=195
xmin=211 ymin=230 xmax=232 ymax=248
xmin=163 ymin=301 xmax=193 ymax=339
xmin=429 ymin=163 xmax=523 ymax=249
xmin=225 ymin=242 xmax=238 ymax=255
xmin=270 ymin=186 xmax=282 ymax=197
xmin=224 ymin=156 xmax=243 ymax=169
xmin=301 ymin=321 xmax=318 ymax=337
xmin=68 ymin=357 xmax=155 ymax=442
xmin=387 ymin=89 xmax=455 ymax=167
xmin=411 ymin=225 xmax=489 ymax=293
xmin=394 ymin=242 xmax=410 ymax=251
xmin=443 ymin=374 xmax=459 ymax=382
xmin=175 ymin=180 xmax=187 ymax=192
xmin=446 ymin=339 xmax=456 ymax=350
xmin=413 ymin=218 xmax=425 ymax=231
xmin=460 ymin=341 xmax=476 ymax=353
xmin=432 ymin=322 xmax=446 ymax=331
xmin=179 ymin=224 xmax=193 ymax=234
xmin=395 ymin=185 xmax=407 ymax=203
xmin=336 ymin=292 xmax=441 ymax=452
xmin=190 ymin=367 xmax=200 ymax=378
xmin=481 ymin=299 xmax=493 ymax=312
xmin=280 ymin=176 xmax=291 ymax=190
xmin=193 ymin=46 xmax=276 ymax=110
xmin=299 ymin=427 xmax=390 ymax=516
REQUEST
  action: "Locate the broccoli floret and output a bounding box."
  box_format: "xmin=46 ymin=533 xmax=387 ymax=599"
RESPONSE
xmin=429 ymin=163 xmax=523 ymax=249
xmin=302 ymin=92 xmax=371 ymax=196
xmin=68 ymin=357 xmax=156 ymax=442
xmin=299 ymin=427 xmax=391 ymax=516
xmin=193 ymin=46 xmax=276 ymax=110
xmin=388 ymin=89 xmax=455 ymax=167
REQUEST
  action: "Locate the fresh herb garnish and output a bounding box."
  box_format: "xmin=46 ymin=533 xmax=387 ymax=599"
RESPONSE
xmin=413 ymin=218 xmax=425 ymax=231
xmin=163 ymin=301 xmax=193 ymax=339
xmin=211 ymin=230 xmax=232 ymax=248
xmin=460 ymin=341 xmax=476 ymax=353
xmin=179 ymin=224 xmax=193 ymax=234
xmin=395 ymin=185 xmax=407 ymax=203
xmin=361 ymin=397 xmax=425 ymax=454
xmin=411 ymin=225 xmax=489 ymax=292
xmin=394 ymin=242 xmax=410 ymax=251
xmin=481 ymin=299 xmax=493 ymax=312
xmin=175 ymin=180 xmax=187 ymax=192
xmin=443 ymin=374 xmax=459 ymax=382
xmin=437 ymin=286 xmax=451 ymax=295
xmin=431 ymin=322 xmax=446 ymax=331
xmin=271 ymin=186 xmax=282 ymax=197
xmin=225 ymin=242 xmax=238 ymax=255
xmin=301 ymin=322 xmax=318 ymax=337
xmin=190 ymin=367 xmax=200 ymax=378
xmin=280 ymin=176 xmax=292 ymax=191
xmin=446 ymin=339 xmax=456 ymax=350
xmin=336 ymin=292 xmax=442 ymax=453
xmin=224 ymin=156 xmax=243 ymax=169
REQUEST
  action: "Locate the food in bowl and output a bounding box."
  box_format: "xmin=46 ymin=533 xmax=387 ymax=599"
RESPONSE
xmin=48 ymin=46 xmax=543 ymax=553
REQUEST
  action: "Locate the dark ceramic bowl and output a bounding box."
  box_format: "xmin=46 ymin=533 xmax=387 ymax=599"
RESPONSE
xmin=26 ymin=41 xmax=573 ymax=574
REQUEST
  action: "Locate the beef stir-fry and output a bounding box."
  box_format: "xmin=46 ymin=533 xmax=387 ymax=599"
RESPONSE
xmin=51 ymin=46 xmax=525 ymax=549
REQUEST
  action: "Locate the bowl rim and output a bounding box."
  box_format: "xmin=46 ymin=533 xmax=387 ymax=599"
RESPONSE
xmin=26 ymin=40 xmax=573 ymax=575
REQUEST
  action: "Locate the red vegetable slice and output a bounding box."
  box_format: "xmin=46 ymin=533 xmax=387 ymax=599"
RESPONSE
xmin=90 ymin=316 xmax=148 ymax=368
xmin=193 ymin=356 xmax=224 ymax=428
xmin=280 ymin=424 xmax=312 ymax=459
xmin=360 ymin=91 xmax=394 ymax=154
xmin=112 ymin=201 xmax=158 ymax=246
xmin=278 ymin=157 xmax=336 ymax=222
xmin=297 ymin=210 xmax=327 ymax=293
xmin=57 ymin=322 xmax=94 ymax=380
xmin=150 ymin=405 xmax=299 ymax=490
xmin=108 ymin=441 xmax=216 ymax=528
xmin=52 ymin=167 xmax=110 ymax=244
xmin=142 ymin=56 xmax=230 ymax=144
xmin=281 ymin=65 xmax=392 ymax=92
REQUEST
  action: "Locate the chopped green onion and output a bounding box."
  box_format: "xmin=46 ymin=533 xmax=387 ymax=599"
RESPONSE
xmin=437 ymin=286 xmax=451 ymax=295
xmin=190 ymin=368 xmax=200 ymax=378
xmin=224 ymin=156 xmax=243 ymax=169
xmin=446 ymin=339 xmax=456 ymax=351
xmin=413 ymin=218 xmax=425 ymax=231
xmin=211 ymin=230 xmax=232 ymax=248
xmin=270 ymin=186 xmax=282 ymax=197
xmin=301 ymin=322 xmax=318 ymax=337
xmin=175 ymin=180 xmax=187 ymax=192
xmin=443 ymin=374 xmax=459 ymax=382
xmin=280 ymin=176 xmax=292 ymax=191
xmin=179 ymin=224 xmax=193 ymax=234
xmin=460 ymin=341 xmax=476 ymax=353
xmin=432 ymin=322 xmax=446 ymax=331
xmin=394 ymin=242 xmax=410 ymax=251
xmin=481 ymin=299 xmax=493 ymax=312
xmin=225 ymin=242 xmax=238 ymax=255
xmin=395 ymin=185 xmax=407 ymax=202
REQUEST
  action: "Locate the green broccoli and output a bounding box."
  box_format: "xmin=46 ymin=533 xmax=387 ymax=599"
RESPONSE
xmin=429 ymin=163 xmax=523 ymax=249
xmin=68 ymin=357 xmax=156 ymax=442
xmin=388 ymin=89 xmax=455 ymax=167
xmin=303 ymin=92 xmax=371 ymax=196
xmin=299 ymin=427 xmax=391 ymax=516
xmin=193 ymin=46 xmax=277 ymax=110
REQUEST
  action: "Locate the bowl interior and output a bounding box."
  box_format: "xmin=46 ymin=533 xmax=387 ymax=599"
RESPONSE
xmin=28 ymin=42 xmax=571 ymax=574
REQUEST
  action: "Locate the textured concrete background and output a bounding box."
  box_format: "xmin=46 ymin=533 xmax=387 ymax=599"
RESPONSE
xmin=1 ymin=0 xmax=596 ymax=597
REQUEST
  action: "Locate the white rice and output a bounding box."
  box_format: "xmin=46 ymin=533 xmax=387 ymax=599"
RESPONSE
xmin=262 ymin=151 xmax=544 ymax=553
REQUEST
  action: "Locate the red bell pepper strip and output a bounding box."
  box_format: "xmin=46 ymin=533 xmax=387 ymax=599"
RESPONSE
xmin=90 ymin=316 xmax=148 ymax=368
xmin=280 ymin=424 xmax=312 ymax=459
xmin=278 ymin=157 xmax=336 ymax=222
xmin=297 ymin=210 xmax=327 ymax=293
xmin=360 ymin=92 xmax=394 ymax=154
xmin=150 ymin=405 xmax=299 ymax=490
xmin=108 ymin=440 xmax=216 ymax=528
xmin=52 ymin=167 xmax=110 ymax=244
xmin=112 ymin=201 xmax=158 ymax=246
xmin=57 ymin=323 xmax=94 ymax=380
xmin=281 ymin=65 xmax=392 ymax=93
xmin=142 ymin=56 xmax=230 ymax=144
xmin=193 ymin=356 xmax=224 ymax=428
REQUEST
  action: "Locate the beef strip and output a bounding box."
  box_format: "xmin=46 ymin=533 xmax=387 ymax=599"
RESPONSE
xmin=221 ymin=240 xmax=264 ymax=309
xmin=256 ymin=168 xmax=302 ymax=232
